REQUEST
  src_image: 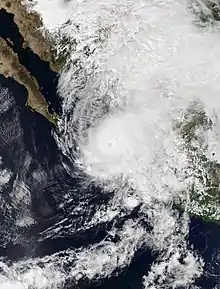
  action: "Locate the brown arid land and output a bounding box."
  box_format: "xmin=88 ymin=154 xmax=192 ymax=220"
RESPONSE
xmin=0 ymin=0 xmax=60 ymax=72
xmin=0 ymin=0 xmax=61 ymax=126
xmin=0 ymin=37 xmax=58 ymax=125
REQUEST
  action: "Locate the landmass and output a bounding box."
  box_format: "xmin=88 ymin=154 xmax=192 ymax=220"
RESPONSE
xmin=0 ymin=0 xmax=61 ymax=126
xmin=0 ymin=0 xmax=60 ymax=72
xmin=0 ymin=37 xmax=58 ymax=125
xmin=193 ymin=0 xmax=220 ymax=24
xmin=176 ymin=103 xmax=220 ymax=223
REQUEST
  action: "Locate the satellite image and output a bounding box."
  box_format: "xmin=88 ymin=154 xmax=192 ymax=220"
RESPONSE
xmin=1 ymin=0 xmax=220 ymax=288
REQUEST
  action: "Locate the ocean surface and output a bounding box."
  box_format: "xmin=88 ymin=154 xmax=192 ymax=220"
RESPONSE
xmin=1 ymin=2 xmax=220 ymax=289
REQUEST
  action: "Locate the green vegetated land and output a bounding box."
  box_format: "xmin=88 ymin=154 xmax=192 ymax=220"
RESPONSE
xmin=175 ymin=1 xmax=220 ymax=223
xmin=175 ymin=100 xmax=220 ymax=223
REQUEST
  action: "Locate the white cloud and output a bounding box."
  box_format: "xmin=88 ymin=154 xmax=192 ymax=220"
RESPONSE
xmin=0 ymin=87 xmax=13 ymax=114
xmin=8 ymin=0 xmax=220 ymax=288
xmin=0 ymin=157 xmax=12 ymax=191
xmin=23 ymin=0 xmax=75 ymax=31
xmin=0 ymin=260 xmax=65 ymax=289
xmin=53 ymin=0 xmax=214 ymax=286
xmin=143 ymin=250 xmax=204 ymax=289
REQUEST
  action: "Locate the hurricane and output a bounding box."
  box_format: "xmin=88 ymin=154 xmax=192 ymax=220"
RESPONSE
xmin=1 ymin=0 xmax=220 ymax=288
